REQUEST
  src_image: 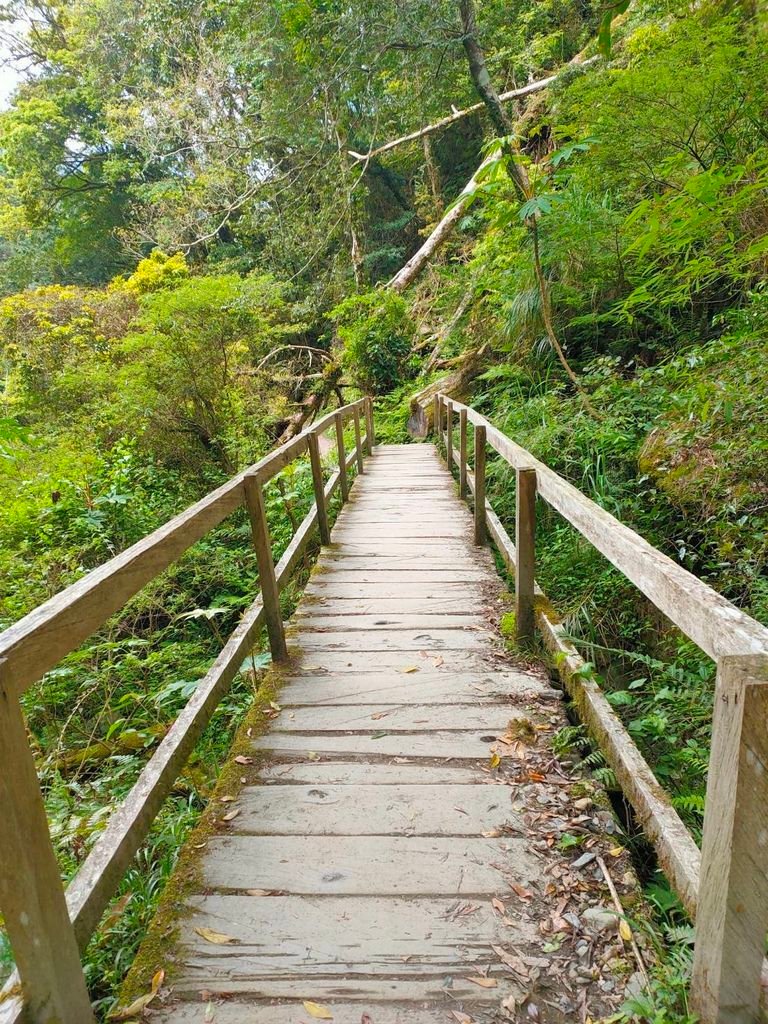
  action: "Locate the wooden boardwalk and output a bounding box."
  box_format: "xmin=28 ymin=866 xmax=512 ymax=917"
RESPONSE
xmin=147 ymin=444 xmax=636 ymax=1023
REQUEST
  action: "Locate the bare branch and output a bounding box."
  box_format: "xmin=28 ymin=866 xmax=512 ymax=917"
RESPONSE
xmin=350 ymin=57 xmax=598 ymax=164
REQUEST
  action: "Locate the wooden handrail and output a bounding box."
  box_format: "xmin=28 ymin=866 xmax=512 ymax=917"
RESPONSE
xmin=0 ymin=397 xmax=372 ymax=1024
xmin=435 ymin=393 xmax=768 ymax=1024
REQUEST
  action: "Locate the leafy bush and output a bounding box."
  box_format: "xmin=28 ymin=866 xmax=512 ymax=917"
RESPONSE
xmin=330 ymin=290 xmax=417 ymax=394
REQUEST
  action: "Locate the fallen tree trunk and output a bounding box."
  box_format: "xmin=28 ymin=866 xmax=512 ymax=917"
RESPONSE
xmin=387 ymin=152 xmax=494 ymax=293
xmin=349 ymin=57 xmax=598 ymax=164
xmin=407 ymin=344 xmax=489 ymax=436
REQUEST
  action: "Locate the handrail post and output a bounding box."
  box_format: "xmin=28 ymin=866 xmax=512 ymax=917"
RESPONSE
xmin=352 ymin=405 xmax=364 ymax=474
xmin=459 ymin=408 xmax=468 ymax=498
xmin=308 ymin=432 xmax=330 ymax=545
xmin=364 ymin=396 xmax=374 ymax=454
xmin=0 ymin=682 xmax=96 ymax=1024
xmin=445 ymin=400 xmax=453 ymax=470
xmin=474 ymin=424 xmax=486 ymax=545
xmin=690 ymin=653 xmax=768 ymax=1024
xmin=515 ymin=467 xmax=537 ymax=642
xmin=334 ymin=412 xmax=349 ymax=501
xmin=433 ymin=394 xmax=440 ymax=441
xmin=244 ymin=473 xmax=287 ymax=661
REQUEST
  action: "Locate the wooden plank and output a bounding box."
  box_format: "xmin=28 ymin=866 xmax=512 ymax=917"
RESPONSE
xmin=352 ymin=405 xmax=364 ymax=473
xmin=232 ymin=783 xmax=520 ymax=834
xmin=258 ymin=729 xmax=513 ymax=760
xmin=307 ymin=432 xmax=330 ymax=545
xmin=515 ymin=467 xmax=536 ymax=642
xmin=474 ymin=423 xmax=486 ymax=545
xmin=308 ymin=569 xmax=490 ymax=582
xmin=0 ymin=690 xmax=95 ymax=1024
xmin=293 ymin=628 xmax=493 ymax=650
xmin=176 ymin=893 xmax=537 ymax=971
xmin=302 ymin=582 xmax=491 ymax=600
xmin=257 ymin=761 xmax=486 ymax=784
xmin=269 ymin=704 xmax=523 ymax=732
xmin=459 ymin=407 xmax=468 ymax=497
xmin=334 ymin=413 xmax=349 ymax=501
xmin=166 ymin=975 xmax=523 ymax=1004
xmin=294 ymin=613 xmax=489 ymax=629
xmin=299 ymin=596 xmax=490 ymax=614
xmin=278 ymin=670 xmax=550 ymax=706
xmin=288 ymin=650 xmax=497 ymax=672
xmin=200 ymin=835 xmax=541 ymax=894
xmin=150 ymin=1001 xmax=465 ymax=1023
xmin=690 ymin=655 xmax=768 ymax=1023
xmin=244 ymin=474 xmax=286 ymax=660
xmin=364 ymin=395 xmax=374 ymax=453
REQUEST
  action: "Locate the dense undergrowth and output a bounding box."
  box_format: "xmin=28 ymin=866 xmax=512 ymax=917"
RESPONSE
xmin=1 ymin=0 xmax=767 ymax=1018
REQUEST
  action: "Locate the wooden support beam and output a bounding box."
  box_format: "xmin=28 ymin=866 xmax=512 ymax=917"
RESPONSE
xmin=474 ymin=424 xmax=486 ymax=546
xmin=364 ymin=397 xmax=374 ymax=454
xmin=515 ymin=467 xmax=536 ymax=642
xmin=308 ymin=433 xmax=330 ymax=545
xmin=335 ymin=413 xmax=350 ymax=501
xmin=352 ymin=406 xmax=365 ymax=474
xmin=433 ymin=395 xmax=441 ymax=440
xmin=445 ymin=401 xmax=453 ymax=472
xmin=0 ymin=684 xmax=95 ymax=1024
xmin=691 ymin=654 xmax=768 ymax=1024
xmin=459 ymin=408 xmax=468 ymax=498
xmin=243 ymin=474 xmax=286 ymax=661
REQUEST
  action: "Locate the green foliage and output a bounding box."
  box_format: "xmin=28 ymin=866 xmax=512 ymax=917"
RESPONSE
xmin=331 ymin=290 xmax=417 ymax=394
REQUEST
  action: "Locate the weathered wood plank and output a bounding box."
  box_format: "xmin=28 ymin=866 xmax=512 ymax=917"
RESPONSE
xmin=200 ymin=836 xmax=541 ymax=894
xmin=294 ymin=613 xmax=489 ymax=630
xmin=232 ymin=783 xmax=520 ymax=834
xmin=258 ymin=729 xmax=511 ymax=759
xmin=269 ymin=703 xmax=526 ymax=732
xmin=292 ymin=628 xmax=494 ymax=650
xmin=257 ymin=761 xmax=487 ymax=784
xmin=277 ymin=670 xmax=550 ymax=706
xmin=288 ymin=650 xmax=499 ymax=672
xmin=150 ymin=1002 xmax=466 ymax=1023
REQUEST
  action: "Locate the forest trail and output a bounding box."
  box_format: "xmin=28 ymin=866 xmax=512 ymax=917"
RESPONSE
xmin=147 ymin=444 xmax=637 ymax=1023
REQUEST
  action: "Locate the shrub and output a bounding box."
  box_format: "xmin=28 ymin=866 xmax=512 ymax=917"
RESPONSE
xmin=330 ymin=290 xmax=417 ymax=395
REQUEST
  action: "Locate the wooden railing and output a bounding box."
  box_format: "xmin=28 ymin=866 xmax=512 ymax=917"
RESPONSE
xmin=435 ymin=393 xmax=768 ymax=1024
xmin=0 ymin=397 xmax=374 ymax=1024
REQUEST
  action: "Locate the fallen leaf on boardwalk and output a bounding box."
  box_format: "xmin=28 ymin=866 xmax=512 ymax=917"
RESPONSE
xmin=451 ymin=1012 xmax=474 ymax=1023
xmin=303 ymin=1001 xmax=333 ymax=1019
xmin=195 ymin=927 xmax=237 ymax=944
xmin=619 ymin=919 xmax=632 ymax=941
xmin=234 ymin=755 xmax=252 ymax=765
xmin=609 ymin=845 xmax=625 ymax=857
xmin=482 ymin=829 xmax=501 ymax=838
xmin=370 ymin=731 xmax=388 ymax=739
xmin=488 ymin=752 xmax=501 ymax=770
xmin=220 ymin=795 xmax=235 ymax=802
xmin=492 ymin=897 xmax=506 ymax=915
xmin=108 ymin=968 xmax=164 ymax=1019
xmin=222 ymin=808 xmax=240 ymax=822
xmin=246 ymin=888 xmax=285 ymax=896
xmin=308 ymin=751 xmax=320 ymax=760
xmin=527 ymin=771 xmax=546 ymax=782
xmin=466 ymin=976 xmax=497 ymax=988
xmin=510 ymin=883 xmax=533 ymax=901
xmin=370 ymin=710 xmax=391 ymax=720
xmin=361 ymin=1015 xmax=373 ymax=1024
xmin=204 ymin=1003 xmax=215 ymax=1023
xmin=432 ymin=655 xmax=445 ymax=668
xmin=399 ymin=666 xmax=419 ymax=674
